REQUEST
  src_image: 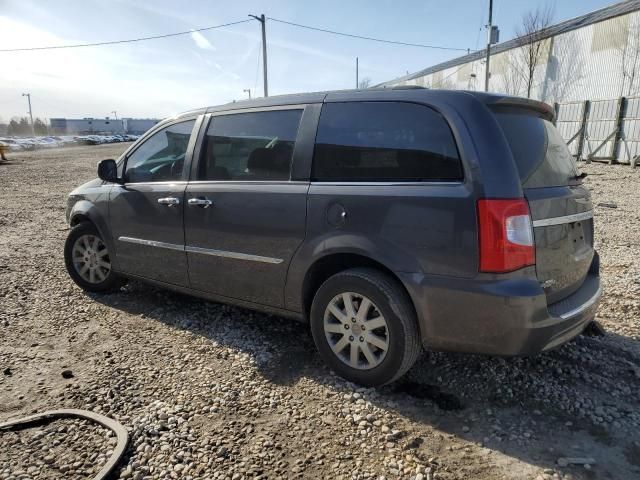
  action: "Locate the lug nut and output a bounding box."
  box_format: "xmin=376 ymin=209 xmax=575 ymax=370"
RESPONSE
xmin=359 ymin=337 xmax=364 ymax=342
xmin=349 ymin=336 xmax=354 ymax=341
xmin=345 ymin=324 xmax=349 ymax=329
xmin=351 ymin=318 xmax=356 ymax=323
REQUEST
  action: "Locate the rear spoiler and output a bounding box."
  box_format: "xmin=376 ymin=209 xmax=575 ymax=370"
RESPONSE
xmin=488 ymin=97 xmax=556 ymax=123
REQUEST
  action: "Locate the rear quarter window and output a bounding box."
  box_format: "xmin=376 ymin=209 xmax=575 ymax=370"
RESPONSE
xmin=494 ymin=111 xmax=579 ymax=188
xmin=312 ymin=102 xmax=463 ymax=182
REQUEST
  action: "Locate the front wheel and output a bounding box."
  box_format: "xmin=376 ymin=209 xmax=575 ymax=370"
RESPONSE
xmin=310 ymin=268 xmax=421 ymax=387
xmin=64 ymin=222 xmax=123 ymax=292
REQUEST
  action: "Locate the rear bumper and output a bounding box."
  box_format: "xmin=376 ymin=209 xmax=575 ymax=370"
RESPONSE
xmin=398 ymin=265 xmax=602 ymax=356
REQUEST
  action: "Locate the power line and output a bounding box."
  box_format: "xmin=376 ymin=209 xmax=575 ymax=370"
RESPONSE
xmin=0 ymin=16 xmax=469 ymax=54
xmin=267 ymin=17 xmax=469 ymax=52
xmin=0 ymin=19 xmax=252 ymax=52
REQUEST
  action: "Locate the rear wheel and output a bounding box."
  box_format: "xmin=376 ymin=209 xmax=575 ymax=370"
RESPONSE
xmin=310 ymin=268 xmax=421 ymax=386
xmin=64 ymin=222 xmax=123 ymax=292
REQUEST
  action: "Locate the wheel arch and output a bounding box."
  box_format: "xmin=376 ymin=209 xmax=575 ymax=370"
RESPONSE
xmin=67 ymin=200 xmax=117 ymax=270
xmin=299 ymin=252 xmax=419 ymax=327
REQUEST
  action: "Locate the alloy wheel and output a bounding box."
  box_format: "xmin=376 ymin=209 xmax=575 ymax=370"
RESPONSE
xmin=323 ymin=291 xmax=389 ymax=370
xmin=71 ymin=234 xmax=111 ymax=284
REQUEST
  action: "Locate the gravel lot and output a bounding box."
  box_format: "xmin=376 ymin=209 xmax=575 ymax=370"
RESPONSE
xmin=1 ymin=144 xmax=639 ymax=480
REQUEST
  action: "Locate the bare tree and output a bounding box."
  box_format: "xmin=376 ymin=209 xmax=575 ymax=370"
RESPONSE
xmin=431 ymin=74 xmax=456 ymax=90
xmin=501 ymin=52 xmax=525 ymax=96
xmin=511 ymin=5 xmax=554 ymax=98
xmin=543 ymin=35 xmax=585 ymax=103
xmin=358 ymin=77 xmax=372 ymax=89
xmin=616 ymin=21 xmax=640 ymax=96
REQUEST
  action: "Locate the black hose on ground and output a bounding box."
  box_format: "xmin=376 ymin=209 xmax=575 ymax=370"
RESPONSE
xmin=0 ymin=409 xmax=128 ymax=480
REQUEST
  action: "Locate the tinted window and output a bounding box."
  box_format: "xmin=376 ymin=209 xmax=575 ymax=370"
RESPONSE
xmin=124 ymin=120 xmax=195 ymax=183
xmin=312 ymin=102 xmax=462 ymax=182
xmin=198 ymin=110 xmax=302 ymax=181
xmin=495 ymin=112 xmax=579 ymax=188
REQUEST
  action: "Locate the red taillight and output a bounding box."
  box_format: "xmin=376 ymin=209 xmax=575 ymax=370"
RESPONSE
xmin=477 ymin=199 xmax=535 ymax=273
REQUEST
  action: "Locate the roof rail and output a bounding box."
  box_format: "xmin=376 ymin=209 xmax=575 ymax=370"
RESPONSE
xmin=386 ymin=85 xmax=426 ymax=90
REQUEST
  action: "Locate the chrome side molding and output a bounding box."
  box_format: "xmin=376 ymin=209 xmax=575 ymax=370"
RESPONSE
xmin=117 ymin=236 xmax=283 ymax=264
xmin=185 ymin=245 xmax=283 ymax=264
xmin=118 ymin=236 xmax=184 ymax=251
xmin=532 ymin=210 xmax=594 ymax=228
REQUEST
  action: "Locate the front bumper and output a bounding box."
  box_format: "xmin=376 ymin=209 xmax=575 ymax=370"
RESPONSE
xmin=397 ymin=265 xmax=602 ymax=356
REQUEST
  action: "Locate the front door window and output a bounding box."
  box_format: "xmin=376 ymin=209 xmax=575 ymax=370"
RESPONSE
xmin=124 ymin=120 xmax=195 ymax=183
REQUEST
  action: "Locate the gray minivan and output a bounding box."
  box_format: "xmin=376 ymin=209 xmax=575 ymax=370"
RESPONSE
xmin=64 ymin=88 xmax=602 ymax=386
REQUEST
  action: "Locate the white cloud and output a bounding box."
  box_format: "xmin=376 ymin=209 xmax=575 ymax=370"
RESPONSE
xmin=0 ymin=15 xmax=246 ymax=119
xmin=190 ymin=30 xmax=215 ymax=50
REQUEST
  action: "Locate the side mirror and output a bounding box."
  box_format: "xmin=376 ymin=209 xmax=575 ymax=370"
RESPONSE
xmin=97 ymin=159 xmax=121 ymax=183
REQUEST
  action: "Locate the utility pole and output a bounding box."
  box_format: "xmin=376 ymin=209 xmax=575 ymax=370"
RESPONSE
xmin=243 ymin=88 xmax=252 ymax=99
xmin=249 ymin=14 xmax=268 ymax=97
xmin=484 ymin=0 xmax=494 ymax=92
xmin=22 ymin=93 xmax=34 ymax=135
xmin=356 ymin=57 xmax=359 ymax=88
xmin=111 ymin=110 xmax=118 ymax=120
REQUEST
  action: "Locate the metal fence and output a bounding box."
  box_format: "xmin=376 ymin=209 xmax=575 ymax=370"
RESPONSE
xmin=555 ymin=96 xmax=640 ymax=167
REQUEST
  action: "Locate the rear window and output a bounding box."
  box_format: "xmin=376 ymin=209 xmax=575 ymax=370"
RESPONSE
xmin=312 ymin=102 xmax=463 ymax=182
xmin=495 ymin=111 xmax=579 ymax=188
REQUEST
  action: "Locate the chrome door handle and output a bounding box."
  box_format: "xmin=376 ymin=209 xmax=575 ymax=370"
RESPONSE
xmin=157 ymin=197 xmax=180 ymax=206
xmin=188 ymin=197 xmax=213 ymax=208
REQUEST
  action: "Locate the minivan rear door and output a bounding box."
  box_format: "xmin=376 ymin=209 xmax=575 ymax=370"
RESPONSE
xmin=494 ymin=109 xmax=594 ymax=304
xmin=184 ymin=106 xmax=316 ymax=308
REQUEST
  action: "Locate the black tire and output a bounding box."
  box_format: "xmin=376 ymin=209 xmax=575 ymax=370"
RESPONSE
xmin=64 ymin=221 xmax=123 ymax=293
xmin=310 ymin=268 xmax=421 ymax=387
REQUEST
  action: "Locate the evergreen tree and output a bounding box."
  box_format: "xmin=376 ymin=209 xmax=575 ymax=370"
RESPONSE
xmin=34 ymin=118 xmax=48 ymax=136
xmin=18 ymin=118 xmax=31 ymax=135
xmin=7 ymin=119 xmax=19 ymax=136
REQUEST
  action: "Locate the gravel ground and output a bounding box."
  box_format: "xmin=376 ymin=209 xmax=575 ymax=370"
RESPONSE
xmin=0 ymin=145 xmax=639 ymax=480
xmin=0 ymin=418 xmax=113 ymax=478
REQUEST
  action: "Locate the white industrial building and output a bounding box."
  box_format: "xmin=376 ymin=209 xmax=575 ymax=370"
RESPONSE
xmin=381 ymin=0 xmax=640 ymax=165
xmin=49 ymin=117 xmax=159 ymax=135
xmin=123 ymin=118 xmax=161 ymax=135
xmin=381 ymin=0 xmax=640 ymax=103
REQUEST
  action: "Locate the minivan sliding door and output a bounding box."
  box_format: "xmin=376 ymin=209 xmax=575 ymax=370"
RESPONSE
xmin=184 ymin=106 xmax=315 ymax=308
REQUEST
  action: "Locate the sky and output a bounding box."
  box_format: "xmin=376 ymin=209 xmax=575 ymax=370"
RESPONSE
xmin=0 ymin=0 xmax=622 ymax=122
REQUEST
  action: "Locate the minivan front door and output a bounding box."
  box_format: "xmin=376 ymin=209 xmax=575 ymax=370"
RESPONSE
xmin=184 ymin=108 xmax=309 ymax=307
xmin=109 ymin=118 xmax=199 ymax=287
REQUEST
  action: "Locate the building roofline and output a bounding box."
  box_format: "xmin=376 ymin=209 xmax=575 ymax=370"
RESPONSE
xmin=378 ymin=0 xmax=640 ymax=87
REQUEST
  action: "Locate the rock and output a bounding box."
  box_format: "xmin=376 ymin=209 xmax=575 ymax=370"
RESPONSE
xmin=61 ymin=369 xmax=74 ymax=379
xmin=216 ymin=446 xmax=228 ymax=458
xmin=2 ymin=367 xmax=11 ymax=376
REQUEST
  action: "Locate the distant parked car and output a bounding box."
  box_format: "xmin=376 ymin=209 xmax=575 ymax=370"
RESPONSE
xmin=59 ymin=136 xmax=78 ymax=146
xmin=37 ymin=137 xmax=59 ymax=148
xmin=0 ymin=138 xmax=24 ymax=151
xmin=14 ymin=138 xmax=36 ymax=150
xmin=63 ymin=88 xmax=602 ymax=386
